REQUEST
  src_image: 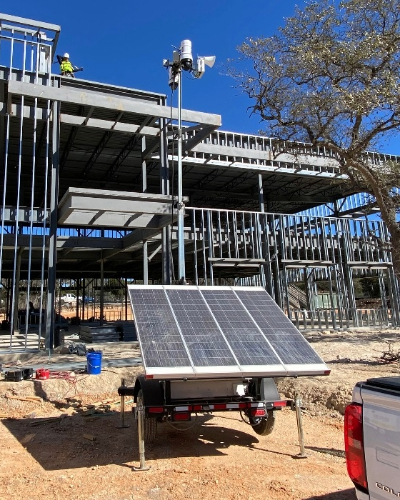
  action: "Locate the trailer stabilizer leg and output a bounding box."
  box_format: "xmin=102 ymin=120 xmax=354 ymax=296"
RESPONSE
xmin=119 ymin=378 xmax=130 ymax=429
xmin=293 ymin=395 xmax=307 ymax=459
xmin=133 ymin=403 xmax=150 ymax=471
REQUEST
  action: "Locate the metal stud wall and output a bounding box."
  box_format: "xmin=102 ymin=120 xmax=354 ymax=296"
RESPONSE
xmin=186 ymin=208 xmax=400 ymax=329
xmin=0 ymin=15 xmax=58 ymax=349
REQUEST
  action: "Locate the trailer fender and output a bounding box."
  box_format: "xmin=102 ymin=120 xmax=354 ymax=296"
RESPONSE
xmin=260 ymin=378 xmax=280 ymax=402
xmin=133 ymin=375 xmax=165 ymax=406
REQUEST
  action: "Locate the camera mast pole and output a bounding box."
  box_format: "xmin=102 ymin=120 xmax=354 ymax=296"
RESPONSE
xmin=163 ymin=41 xmax=216 ymax=284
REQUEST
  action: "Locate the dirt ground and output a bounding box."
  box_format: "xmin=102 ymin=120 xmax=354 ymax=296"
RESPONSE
xmin=1 ymin=327 xmax=400 ymax=500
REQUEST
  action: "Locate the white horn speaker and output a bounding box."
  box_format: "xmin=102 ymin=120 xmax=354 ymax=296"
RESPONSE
xmin=203 ymin=55 xmax=216 ymax=68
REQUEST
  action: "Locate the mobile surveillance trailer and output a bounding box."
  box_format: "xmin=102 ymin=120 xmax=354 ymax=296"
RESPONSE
xmin=119 ymin=285 xmax=330 ymax=467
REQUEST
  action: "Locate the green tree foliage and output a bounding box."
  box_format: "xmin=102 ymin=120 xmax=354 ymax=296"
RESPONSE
xmin=230 ymin=0 xmax=400 ymax=278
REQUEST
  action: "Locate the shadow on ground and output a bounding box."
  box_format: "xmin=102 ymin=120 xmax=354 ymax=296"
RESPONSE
xmin=2 ymin=412 xmax=260 ymax=470
xmin=306 ymin=446 xmax=345 ymax=458
xmin=306 ymin=488 xmax=356 ymax=499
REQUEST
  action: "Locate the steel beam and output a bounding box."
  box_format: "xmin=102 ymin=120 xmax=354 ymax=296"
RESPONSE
xmin=169 ymin=155 xmax=348 ymax=180
xmin=191 ymin=141 xmax=341 ymax=168
xmin=103 ymin=133 xmax=141 ymax=181
xmin=60 ymin=106 xmax=85 ymax=172
xmin=0 ymin=12 xmax=61 ymax=33
xmin=8 ymin=80 xmax=222 ymax=127
xmin=83 ymin=129 xmax=113 ymax=178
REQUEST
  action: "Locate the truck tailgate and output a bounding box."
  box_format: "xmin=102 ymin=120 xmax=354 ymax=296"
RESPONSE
xmin=361 ymin=377 xmax=400 ymax=499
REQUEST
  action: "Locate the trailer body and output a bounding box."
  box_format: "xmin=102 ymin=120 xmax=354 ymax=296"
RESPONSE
xmin=119 ymin=375 xmax=293 ymax=441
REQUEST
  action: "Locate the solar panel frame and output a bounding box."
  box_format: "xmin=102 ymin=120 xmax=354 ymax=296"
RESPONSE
xmin=128 ymin=284 xmax=329 ymax=379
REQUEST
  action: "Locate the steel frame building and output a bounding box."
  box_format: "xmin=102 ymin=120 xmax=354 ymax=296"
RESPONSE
xmin=0 ymin=13 xmax=399 ymax=352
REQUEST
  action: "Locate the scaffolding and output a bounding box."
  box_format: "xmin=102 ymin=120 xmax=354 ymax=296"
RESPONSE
xmin=0 ymin=13 xmax=399 ymax=353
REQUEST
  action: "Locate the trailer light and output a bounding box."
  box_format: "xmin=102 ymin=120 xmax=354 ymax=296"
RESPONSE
xmin=172 ymin=412 xmax=191 ymax=421
xmin=145 ymin=375 xmax=154 ymax=379
xmin=148 ymin=407 xmax=164 ymax=414
xmin=251 ymin=408 xmax=266 ymax=417
xmin=324 ymin=370 xmax=331 ymax=375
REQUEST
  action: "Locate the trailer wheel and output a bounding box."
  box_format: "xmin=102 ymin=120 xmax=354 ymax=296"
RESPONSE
xmin=137 ymin=390 xmax=157 ymax=444
xmin=143 ymin=416 xmax=157 ymax=444
xmin=250 ymin=409 xmax=276 ymax=436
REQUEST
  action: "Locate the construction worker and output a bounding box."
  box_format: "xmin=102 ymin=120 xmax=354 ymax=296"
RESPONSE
xmin=56 ymin=53 xmax=83 ymax=78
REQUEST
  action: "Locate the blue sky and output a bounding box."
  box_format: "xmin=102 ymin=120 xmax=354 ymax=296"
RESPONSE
xmin=4 ymin=0 xmax=400 ymax=155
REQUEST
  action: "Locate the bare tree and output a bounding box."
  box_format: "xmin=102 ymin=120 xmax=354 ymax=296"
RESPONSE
xmin=230 ymin=0 xmax=400 ymax=278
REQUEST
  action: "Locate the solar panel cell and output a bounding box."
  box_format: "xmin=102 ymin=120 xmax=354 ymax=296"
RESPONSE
xmin=234 ymin=289 xmax=321 ymax=365
xmin=201 ymin=288 xmax=283 ymax=366
xmin=129 ymin=288 xmax=192 ymax=369
xmin=167 ymin=289 xmax=237 ymax=367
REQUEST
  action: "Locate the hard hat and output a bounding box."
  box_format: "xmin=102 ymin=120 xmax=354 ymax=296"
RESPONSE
xmin=63 ymin=52 xmax=70 ymax=58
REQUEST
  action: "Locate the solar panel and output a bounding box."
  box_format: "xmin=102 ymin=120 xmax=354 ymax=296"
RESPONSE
xmin=128 ymin=285 xmax=328 ymax=379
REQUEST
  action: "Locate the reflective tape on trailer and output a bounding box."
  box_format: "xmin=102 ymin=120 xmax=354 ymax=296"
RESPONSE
xmin=146 ymin=400 xmax=291 ymax=414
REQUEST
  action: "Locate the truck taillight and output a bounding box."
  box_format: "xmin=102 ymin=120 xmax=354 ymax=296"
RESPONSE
xmin=344 ymin=403 xmax=368 ymax=492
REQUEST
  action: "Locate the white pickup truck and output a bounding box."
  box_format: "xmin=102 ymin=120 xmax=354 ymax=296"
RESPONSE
xmin=61 ymin=293 xmax=78 ymax=306
xmin=345 ymin=377 xmax=400 ymax=499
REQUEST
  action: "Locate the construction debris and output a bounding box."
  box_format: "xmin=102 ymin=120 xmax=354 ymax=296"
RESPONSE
xmin=20 ymin=434 xmax=36 ymax=445
xmin=30 ymin=417 xmax=63 ymax=426
xmin=5 ymin=395 xmax=43 ymax=403
xmin=83 ymin=433 xmax=96 ymax=441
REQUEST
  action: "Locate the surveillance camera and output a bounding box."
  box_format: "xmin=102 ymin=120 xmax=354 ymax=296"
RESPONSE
xmin=180 ymin=39 xmax=193 ymax=71
xmin=168 ymin=67 xmax=179 ymax=90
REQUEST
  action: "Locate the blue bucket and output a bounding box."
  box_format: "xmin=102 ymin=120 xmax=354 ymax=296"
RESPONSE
xmin=87 ymin=351 xmax=102 ymax=375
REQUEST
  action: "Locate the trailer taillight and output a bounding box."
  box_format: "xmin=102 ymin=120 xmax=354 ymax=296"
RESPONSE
xmin=344 ymin=403 xmax=368 ymax=492
xmin=148 ymin=407 xmax=164 ymax=414
xmin=172 ymin=412 xmax=191 ymax=421
xmin=250 ymin=408 xmax=266 ymax=417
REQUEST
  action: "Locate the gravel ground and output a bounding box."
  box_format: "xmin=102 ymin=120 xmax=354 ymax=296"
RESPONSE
xmin=0 ymin=327 xmax=399 ymax=500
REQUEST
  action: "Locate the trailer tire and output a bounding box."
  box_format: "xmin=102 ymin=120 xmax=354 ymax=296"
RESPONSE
xmin=137 ymin=390 xmax=157 ymax=444
xmin=251 ymin=409 xmax=276 ymax=436
xmin=143 ymin=416 xmax=157 ymax=444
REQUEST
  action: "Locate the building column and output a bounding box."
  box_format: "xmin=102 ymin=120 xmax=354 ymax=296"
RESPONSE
xmin=45 ymin=98 xmax=60 ymax=350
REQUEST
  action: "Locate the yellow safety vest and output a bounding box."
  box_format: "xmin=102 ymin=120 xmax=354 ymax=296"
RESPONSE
xmin=60 ymin=60 xmax=73 ymax=74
